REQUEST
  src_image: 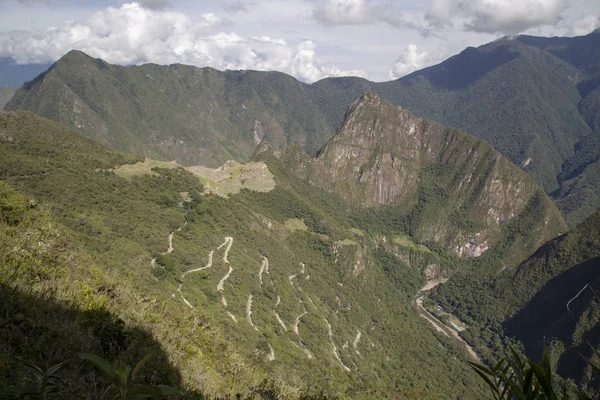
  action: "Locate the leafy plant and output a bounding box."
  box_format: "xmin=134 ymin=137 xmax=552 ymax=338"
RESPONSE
xmin=79 ymin=353 xmax=182 ymax=399
xmin=470 ymin=347 xmax=572 ymax=400
xmin=20 ymin=350 xmax=68 ymax=399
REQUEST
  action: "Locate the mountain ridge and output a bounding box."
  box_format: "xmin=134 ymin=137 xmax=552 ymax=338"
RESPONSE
xmin=280 ymin=93 xmax=566 ymax=260
xmin=6 ymin=30 xmax=599 ymax=225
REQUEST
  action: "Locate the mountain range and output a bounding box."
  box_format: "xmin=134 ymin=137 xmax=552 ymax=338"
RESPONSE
xmin=5 ymin=29 xmax=600 ymax=226
xmin=1 ymin=30 xmax=599 ymax=399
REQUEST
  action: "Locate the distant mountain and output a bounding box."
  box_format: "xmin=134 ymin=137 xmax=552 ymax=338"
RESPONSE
xmin=0 ymin=85 xmax=16 ymax=108
xmin=5 ymin=30 xmax=599 ymax=225
xmin=0 ymin=57 xmax=52 ymax=87
xmin=5 ymin=50 xmax=335 ymax=167
xmin=280 ymin=93 xmax=565 ymax=261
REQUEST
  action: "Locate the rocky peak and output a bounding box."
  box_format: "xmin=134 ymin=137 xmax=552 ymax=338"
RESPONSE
xmin=285 ymin=93 xmax=566 ymax=258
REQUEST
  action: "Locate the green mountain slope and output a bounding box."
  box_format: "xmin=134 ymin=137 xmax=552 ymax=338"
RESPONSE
xmin=6 ymin=30 xmax=600 ymax=226
xmin=282 ymin=93 xmax=565 ymax=262
xmin=4 ymin=50 xmax=334 ymax=167
xmin=1 ymin=110 xmax=499 ymax=398
xmin=430 ymin=207 xmax=600 ymax=388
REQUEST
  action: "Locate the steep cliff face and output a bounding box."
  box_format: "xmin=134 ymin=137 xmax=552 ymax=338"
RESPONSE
xmin=285 ymin=93 xmax=566 ymax=258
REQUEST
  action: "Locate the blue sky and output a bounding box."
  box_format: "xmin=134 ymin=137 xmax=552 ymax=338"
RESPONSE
xmin=0 ymin=0 xmax=598 ymax=82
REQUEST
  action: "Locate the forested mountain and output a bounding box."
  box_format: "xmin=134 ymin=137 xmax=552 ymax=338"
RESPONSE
xmin=281 ymin=93 xmax=565 ymax=261
xmin=5 ymin=30 xmax=599 ymax=226
xmin=0 ymin=89 xmax=568 ymax=398
xmin=2 ymin=29 xmax=600 ymax=399
xmin=430 ymin=208 xmax=600 ymax=387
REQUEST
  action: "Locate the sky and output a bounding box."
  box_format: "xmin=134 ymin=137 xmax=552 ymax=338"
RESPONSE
xmin=0 ymin=0 xmax=598 ymax=82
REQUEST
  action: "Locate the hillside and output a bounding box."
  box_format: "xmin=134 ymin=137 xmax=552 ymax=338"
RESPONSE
xmin=4 ymin=50 xmax=334 ymax=167
xmin=430 ymin=207 xmax=600 ymax=387
xmin=5 ymin=31 xmax=600 ymax=225
xmin=0 ymin=86 xmax=16 ymax=109
xmin=1 ymin=110 xmax=502 ymax=398
xmin=281 ymin=93 xmax=565 ymax=262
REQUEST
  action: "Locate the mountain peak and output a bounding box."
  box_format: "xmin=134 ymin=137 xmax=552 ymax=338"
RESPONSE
xmin=292 ymin=93 xmax=565 ymax=257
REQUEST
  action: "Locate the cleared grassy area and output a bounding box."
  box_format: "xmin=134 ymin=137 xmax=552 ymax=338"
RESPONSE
xmin=334 ymin=238 xmax=360 ymax=246
xmin=114 ymin=158 xmax=180 ymax=180
xmin=284 ymin=218 xmax=308 ymax=231
xmin=393 ymin=234 xmax=431 ymax=253
xmin=115 ymin=158 xmax=275 ymax=196
xmin=349 ymin=227 xmax=364 ymax=236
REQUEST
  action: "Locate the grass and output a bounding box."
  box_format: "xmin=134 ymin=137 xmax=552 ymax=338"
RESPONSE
xmin=114 ymin=158 xmax=180 ymax=180
xmin=334 ymin=238 xmax=360 ymax=246
xmin=114 ymin=157 xmax=276 ymax=197
xmin=284 ymin=218 xmax=308 ymax=231
xmin=393 ymin=234 xmax=432 ymax=253
xmin=350 ymin=228 xmax=364 ymax=236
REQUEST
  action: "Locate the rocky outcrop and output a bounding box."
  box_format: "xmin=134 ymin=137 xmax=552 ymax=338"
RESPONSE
xmin=284 ymin=93 xmax=566 ymax=258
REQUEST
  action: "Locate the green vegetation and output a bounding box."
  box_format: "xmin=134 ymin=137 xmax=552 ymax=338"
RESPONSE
xmin=392 ymin=235 xmax=431 ymax=253
xmin=429 ymin=208 xmax=600 ymax=391
xmin=6 ymin=30 xmax=600 ymax=225
xmin=0 ymin=111 xmax=492 ymax=398
xmin=79 ymin=353 xmax=182 ymax=399
xmin=114 ymin=158 xmax=180 ymax=180
xmin=284 ymin=218 xmax=308 ymax=231
xmin=470 ymin=348 xmax=571 ymax=400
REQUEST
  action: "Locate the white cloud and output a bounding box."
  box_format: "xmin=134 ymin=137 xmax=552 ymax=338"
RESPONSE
xmin=313 ymin=0 xmax=373 ymax=25
xmin=223 ymin=1 xmax=250 ymax=14
xmin=289 ymin=40 xmax=367 ymax=82
xmin=311 ymin=0 xmax=429 ymax=32
xmin=389 ymin=44 xmax=430 ymax=79
xmin=425 ymin=0 xmax=569 ymax=34
xmin=0 ymin=2 xmax=365 ymax=82
xmin=136 ymin=0 xmax=171 ymax=10
xmin=569 ymin=14 xmax=600 ymax=36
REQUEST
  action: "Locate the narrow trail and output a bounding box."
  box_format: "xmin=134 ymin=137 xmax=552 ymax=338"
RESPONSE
xmin=217 ymin=236 xmax=233 ymax=264
xmin=291 ymin=340 xmax=314 ymax=359
xmin=246 ymin=294 xmax=258 ymax=331
xmin=325 ymin=318 xmax=351 ymax=372
xmin=226 ymin=311 xmax=238 ymax=323
xmin=292 ymin=310 xmax=308 ymax=335
xmin=258 ymin=256 xmax=269 ymax=289
xmin=217 ymin=266 xmax=234 ymax=292
xmin=214 ymin=237 xmax=236 ymax=323
xmin=414 ymin=279 xmax=481 ymax=362
xmin=288 ymin=274 xmax=297 ymax=284
xmin=177 ymin=283 xmax=193 ymax=309
xmin=165 ymin=232 xmax=174 ymax=254
xmin=182 ymin=250 xmax=214 ymax=278
xmin=267 ymin=344 xmax=275 ymax=362
xmin=273 ymin=296 xmax=288 ymax=331
xmin=353 ymin=330 xmax=362 ymax=354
